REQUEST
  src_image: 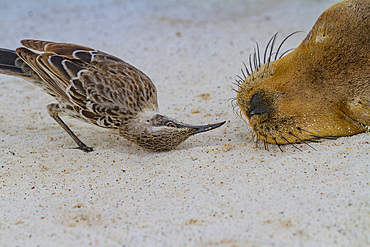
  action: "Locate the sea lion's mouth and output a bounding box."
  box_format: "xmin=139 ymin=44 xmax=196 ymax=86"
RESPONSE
xmin=248 ymin=116 xmax=339 ymax=151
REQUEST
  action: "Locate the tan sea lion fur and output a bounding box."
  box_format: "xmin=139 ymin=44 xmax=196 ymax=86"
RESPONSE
xmin=236 ymin=0 xmax=369 ymax=146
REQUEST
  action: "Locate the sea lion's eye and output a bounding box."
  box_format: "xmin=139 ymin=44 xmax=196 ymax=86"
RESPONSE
xmin=166 ymin=122 xmax=176 ymax=128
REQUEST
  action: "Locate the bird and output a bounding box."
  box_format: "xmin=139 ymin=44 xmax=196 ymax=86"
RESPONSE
xmin=0 ymin=40 xmax=225 ymax=152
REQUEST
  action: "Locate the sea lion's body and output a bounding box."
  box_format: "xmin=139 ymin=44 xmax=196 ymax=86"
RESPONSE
xmin=237 ymin=0 xmax=369 ymax=145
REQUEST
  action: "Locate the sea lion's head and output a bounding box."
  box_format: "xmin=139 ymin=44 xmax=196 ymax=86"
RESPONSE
xmin=236 ymin=0 xmax=369 ymax=147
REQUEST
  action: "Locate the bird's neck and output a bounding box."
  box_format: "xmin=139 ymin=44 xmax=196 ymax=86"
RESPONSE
xmin=119 ymin=108 xmax=159 ymax=141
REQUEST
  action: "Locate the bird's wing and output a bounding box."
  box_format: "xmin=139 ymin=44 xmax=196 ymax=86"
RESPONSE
xmin=16 ymin=39 xmax=158 ymax=123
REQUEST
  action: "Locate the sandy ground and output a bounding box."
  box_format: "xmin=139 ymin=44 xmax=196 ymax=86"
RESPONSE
xmin=0 ymin=0 xmax=368 ymax=246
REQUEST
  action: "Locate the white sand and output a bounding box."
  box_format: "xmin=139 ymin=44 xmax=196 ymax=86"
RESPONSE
xmin=0 ymin=0 xmax=368 ymax=246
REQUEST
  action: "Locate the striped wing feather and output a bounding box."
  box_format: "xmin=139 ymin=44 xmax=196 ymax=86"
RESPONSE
xmin=16 ymin=39 xmax=158 ymax=127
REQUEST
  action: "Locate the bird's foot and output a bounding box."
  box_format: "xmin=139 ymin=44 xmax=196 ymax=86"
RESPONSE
xmin=71 ymin=144 xmax=94 ymax=153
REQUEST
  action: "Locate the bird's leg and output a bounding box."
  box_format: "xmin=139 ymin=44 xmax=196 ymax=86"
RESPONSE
xmin=47 ymin=103 xmax=93 ymax=152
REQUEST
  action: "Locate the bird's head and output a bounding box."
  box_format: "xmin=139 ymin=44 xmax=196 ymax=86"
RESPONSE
xmin=123 ymin=113 xmax=225 ymax=152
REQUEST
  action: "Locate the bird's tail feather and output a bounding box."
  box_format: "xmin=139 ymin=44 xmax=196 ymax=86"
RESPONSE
xmin=0 ymin=48 xmax=32 ymax=79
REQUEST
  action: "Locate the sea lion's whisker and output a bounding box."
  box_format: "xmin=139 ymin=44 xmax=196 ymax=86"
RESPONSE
xmin=236 ymin=108 xmax=242 ymax=117
xmin=282 ymin=136 xmax=302 ymax=151
xmin=274 ymin=31 xmax=303 ymax=60
xmin=266 ymin=52 xmax=278 ymax=69
xmin=248 ymin=54 xmax=255 ymax=80
xmin=230 ymin=98 xmax=239 ymax=109
xmin=298 ymin=127 xmax=338 ymax=140
xmin=259 ymin=134 xmax=270 ymax=150
xmin=230 ymin=104 xmax=237 ymax=114
xmin=312 ymin=135 xmax=338 ymax=140
xmin=239 ymin=111 xmax=248 ymax=124
xmin=231 ymin=87 xmax=239 ymax=93
xmin=273 ymin=137 xmax=283 ymax=152
xmin=231 ymin=103 xmax=240 ymax=116
xmin=253 ymin=47 xmax=258 ymax=72
xmin=242 ymin=61 xmax=250 ymax=76
xmin=267 ymin=33 xmax=278 ymax=65
xmin=240 ymin=67 xmax=247 ymax=80
xmin=233 ymin=81 xmax=242 ymax=87
xmin=234 ymin=77 xmax=243 ymax=83
xmin=306 ymin=139 xmax=321 ymax=143
xmin=289 ymin=131 xmax=316 ymax=151
xmin=264 ymin=33 xmax=278 ymax=64
xmin=261 ymin=66 xmax=266 ymax=78
xmin=235 ymin=75 xmax=244 ymax=85
xmin=227 ymin=97 xmax=236 ymax=103
xmin=253 ymin=133 xmax=259 ymax=145
xmin=278 ymin=48 xmax=295 ymax=59
xmin=272 ymin=64 xmax=283 ymax=76
xmin=255 ymin=42 xmax=261 ymax=68
xmin=229 ymin=97 xmax=245 ymax=119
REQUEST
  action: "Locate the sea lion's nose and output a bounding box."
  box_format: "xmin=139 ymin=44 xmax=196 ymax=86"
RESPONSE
xmin=247 ymin=92 xmax=271 ymax=118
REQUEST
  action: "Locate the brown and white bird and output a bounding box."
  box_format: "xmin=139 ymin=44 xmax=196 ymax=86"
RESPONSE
xmin=0 ymin=40 xmax=225 ymax=152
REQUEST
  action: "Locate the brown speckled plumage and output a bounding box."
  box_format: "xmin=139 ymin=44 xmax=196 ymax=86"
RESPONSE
xmin=0 ymin=40 xmax=225 ymax=152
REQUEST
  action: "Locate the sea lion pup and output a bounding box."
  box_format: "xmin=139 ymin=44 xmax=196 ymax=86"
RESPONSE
xmin=235 ymin=0 xmax=369 ymax=148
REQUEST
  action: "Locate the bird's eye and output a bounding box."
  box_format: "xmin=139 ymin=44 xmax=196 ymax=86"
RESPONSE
xmin=166 ymin=122 xmax=176 ymax=128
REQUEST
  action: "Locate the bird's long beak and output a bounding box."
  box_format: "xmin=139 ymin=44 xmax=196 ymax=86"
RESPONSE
xmin=181 ymin=121 xmax=226 ymax=135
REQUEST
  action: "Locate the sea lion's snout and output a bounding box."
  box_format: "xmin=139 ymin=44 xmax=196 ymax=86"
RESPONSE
xmin=246 ymin=92 xmax=273 ymax=118
xmin=235 ymin=0 xmax=370 ymax=147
